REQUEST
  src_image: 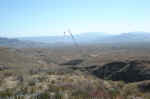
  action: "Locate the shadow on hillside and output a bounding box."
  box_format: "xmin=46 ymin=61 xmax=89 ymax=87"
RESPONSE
xmin=60 ymin=59 xmax=84 ymax=66
xmin=92 ymin=60 xmax=150 ymax=83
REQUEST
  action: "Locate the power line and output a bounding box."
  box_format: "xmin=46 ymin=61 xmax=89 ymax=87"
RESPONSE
xmin=64 ymin=29 xmax=82 ymax=53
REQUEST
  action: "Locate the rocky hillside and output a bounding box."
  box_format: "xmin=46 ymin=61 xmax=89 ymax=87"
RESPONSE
xmin=93 ymin=60 xmax=150 ymax=82
xmin=0 ymin=46 xmax=150 ymax=98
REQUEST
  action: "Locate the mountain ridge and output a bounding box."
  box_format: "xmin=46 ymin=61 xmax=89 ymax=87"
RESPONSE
xmin=1 ymin=32 xmax=150 ymax=47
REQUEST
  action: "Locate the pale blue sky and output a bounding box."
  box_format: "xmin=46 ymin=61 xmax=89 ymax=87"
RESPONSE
xmin=0 ymin=0 xmax=150 ymax=37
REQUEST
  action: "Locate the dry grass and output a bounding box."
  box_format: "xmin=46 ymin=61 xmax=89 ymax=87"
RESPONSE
xmin=0 ymin=42 xmax=150 ymax=98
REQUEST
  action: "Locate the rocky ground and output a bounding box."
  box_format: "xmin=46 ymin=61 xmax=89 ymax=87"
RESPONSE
xmin=0 ymin=44 xmax=150 ymax=99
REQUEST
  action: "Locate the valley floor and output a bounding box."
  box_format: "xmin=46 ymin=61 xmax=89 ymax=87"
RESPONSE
xmin=0 ymin=43 xmax=150 ymax=99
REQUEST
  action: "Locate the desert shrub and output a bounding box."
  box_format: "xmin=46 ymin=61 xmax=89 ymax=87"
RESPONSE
xmin=16 ymin=75 xmax=24 ymax=82
xmin=3 ymin=71 xmax=14 ymax=77
xmin=27 ymin=77 xmax=40 ymax=87
xmin=138 ymin=81 xmax=150 ymax=92
xmin=115 ymin=81 xmax=126 ymax=89
xmin=122 ymin=84 xmax=141 ymax=98
xmin=55 ymin=92 xmax=63 ymax=99
xmin=72 ymin=90 xmax=89 ymax=97
xmin=48 ymin=85 xmax=60 ymax=92
xmin=19 ymin=87 xmax=29 ymax=94
xmin=108 ymin=88 xmax=121 ymax=99
xmin=0 ymin=80 xmax=3 ymax=86
xmin=51 ymin=80 xmax=56 ymax=84
xmin=29 ymin=69 xmax=39 ymax=75
xmin=38 ymin=92 xmax=50 ymax=99
xmin=0 ymin=89 xmax=14 ymax=97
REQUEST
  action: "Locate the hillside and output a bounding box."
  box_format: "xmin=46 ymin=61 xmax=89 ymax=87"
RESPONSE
xmin=0 ymin=42 xmax=150 ymax=98
xmin=0 ymin=37 xmax=50 ymax=48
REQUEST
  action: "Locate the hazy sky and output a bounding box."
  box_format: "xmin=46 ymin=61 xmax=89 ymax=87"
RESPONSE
xmin=0 ymin=0 xmax=150 ymax=37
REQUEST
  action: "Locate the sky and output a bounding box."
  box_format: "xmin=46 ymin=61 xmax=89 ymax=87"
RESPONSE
xmin=0 ymin=0 xmax=150 ymax=37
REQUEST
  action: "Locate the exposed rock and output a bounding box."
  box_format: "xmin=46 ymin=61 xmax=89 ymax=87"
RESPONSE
xmin=92 ymin=60 xmax=150 ymax=83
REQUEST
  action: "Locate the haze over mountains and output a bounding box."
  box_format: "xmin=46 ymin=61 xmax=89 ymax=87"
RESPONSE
xmin=0 ymin=37 xmax=49 ymax=48
xmin=18 ymin=32 xmax=150 ymax=44
xmin=0 ymin=32 xmax=150 ymax=48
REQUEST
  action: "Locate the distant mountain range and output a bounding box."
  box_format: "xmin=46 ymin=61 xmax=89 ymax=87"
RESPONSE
xmin=18 ymin=32 xmax=113 ymax=44
xmin=0 ymin=32 xmax=150 ymax=48
xmin=18 ymin=32 xmax=150 ymax=44
xmin=0 ymin=37 xmax=21 ymax=47
xmin=0 ymin=37 xmax=49 ymax=48
xmin=106 ymin=32 xmax=150 ymax=43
